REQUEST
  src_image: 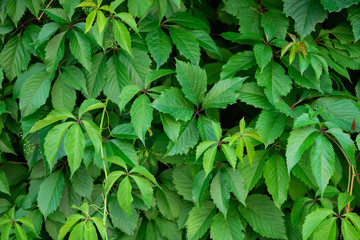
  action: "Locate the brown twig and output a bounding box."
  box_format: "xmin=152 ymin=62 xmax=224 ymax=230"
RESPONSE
xmin=38 ymin=0 xmax=54 ymax=21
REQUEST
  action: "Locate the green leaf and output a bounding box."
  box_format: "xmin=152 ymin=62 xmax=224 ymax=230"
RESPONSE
xmin=104 ymin=171 xmax=124 ymax=196
xmin=37 ymin=170 xmax=65 ymax=217
xmin=130 ymin=94 xmax=153 ymax=143
xmin=36 ymin=22 xmax=62 ymax=49
xmin=222 ymin=167 xmax=246 ymax=205
xmin=283 ymin=0 xmax=327 ymax=38
xmin=256 ymin=110 xmax=286 ymax=147
xmin=348 ymin=6 xmax=360 ymax=42
xmin=293 ymin=113 xmax=320 ymax=129
xmin=160 ymin=114 xmax=181 ymax=142
xmin=145 ymin=69 xmax=175 ymax=88
xmin=131 ymin=175 xmax=153 ymax=207
xmin=221 ymin=144 xmax=237 ymax=169
xmin=60 ymin=0 xmax=80 ymax=18
xmin=84 ymin=221 xmax=97 ymax=240
xmin=29 ymin=109 xmax=75 ymax=133
xmin=261 ymin=9 xmax=289 ymax=40
xmin=69 ymin=29 xmax=92 ymax=71
xmin=113 ymin=19 xmax=133 ymax=56
xmin=191 ymin=30 xmax=220 ymax=56
xmin=237 ymin=150 xmax=266 ymax=195
xmin=45 ymin=122 xmax=74 ymax=166
xmin=338 ymin=192 xmax=354 ymax=214
xmin=210 ymin=211 xmax=245 ymax=240
xmin=173 ymin=165 xmax=193 ymax=201
xmin=17 ymin=217 xmax=39 ymax=237
xmin=61 ymin=65 xmax=88 ymax=94
xmin=108 ymin=198 xmax=138 ymax=236
xmin=117 ymin=176 xmax=133 ymax=216
xmin=1 ymin=223 xmax=12 ymax=240
xmin=0 ymin=169 xmax=10 ymax=195
xmin=116 ymin=12 xmax=138 ymax=34
xmin=175 ymin=60 xmax=207 ymax=106
xmin=96 ymin=10 xmax=106 ymax=34
xmin=186 ymin=201 xmax=216 ymax=240
xmin=310 ymin=134 xmax=335 ymax=196
xmin=253 ymin=43 xmax=272 ymax=71
xmin=220 ymin=51 xmax=256 ymax=80
xmin=130 ymin=165 xmax=158 ymax=186
xmin=71 ymin=168 xmax=94 ymax=199
xmin=202 ymin=78 xmax=246 ymax=110
xmin=82 ymin=121 xmax=102 ymax=161
xmin=85 ymin=10 xmax=96 ymax=33
xmin=14 ymin=223 xmax=27 ymax=240
xmin=156 ymin=187 xmax=182 ymax=220
xmin=110 ymin=139 xmax=139 ymax=167
xmin=210 ymin=171 xmax=230 ymax=217
xmin=238 ymin=82 xmax=273 ymax=109
xmin=256 ymin=60 xmax=292 ymax=105
xmin=51 ymin=74 xmax=76 ymax=112
xmin=203 ymin=145 xmax=217 ymax=176
xmin=145 ymin=28 xmax=172 ymax=68
xmin=167 ymin=12 xmax=210 ymax=30
xmin=343 ymin=212 xmax=360 ymax=233
xmin=342 ymin=218 xmax=359 ymax=240
xmin=238 ymin=194 xmax=286 ymax=239
xmin=0 ymin=35 xmax=30 ymax=80
xmin=155 ymin=217 xmax=182 ymax=240
xmin=127 ymin=0 xmax=153 ymax=17
xmin=192 ymin=170 xmax=212 ymax=207
xmin=118 ymin=84 xmax=141 ymax=112
xmin=312 ymin=97 xmax=360 ymax=132
xmin=263 ymin=154 xmax=289 ymax=208
xmin=6 ymin=0 xmax=26 ymax=25
xmin=302 ymin=208 xmax=335 ymax=240
xmin=104 ymin=55 xmax=131 ymax=104
xmin=321 ymin=0 xmax=358 ymax=12
xmin=286 ymin=126 xmax=318 ymax=173
xmin=169 ymin=27 xmax=200 ymax=65
xmin=45 ymin=31 xmax=66 ymax=75
xmin=78 ymin=99 xmax=105 ymax=119
xmin=85 ymin=52 xmax=107 ymax=98
xmin=64 ymin=124 xmax=85 ymax=177
xmin=153 ymin=88 xmax=194 ymax=121
xmin=43 ymin=8 xmax=70 ymax=24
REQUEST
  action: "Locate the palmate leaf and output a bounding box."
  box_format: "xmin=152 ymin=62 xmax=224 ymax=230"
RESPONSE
xmin=131 ymin=175 xmax=153 ymax=207
xmin=145 ymin=28 xmax=172 ymax=68
xmin=302 ymin=208 xmax=335 ymax=240
xmin=61 ymin=65 xmax=88 ymax=94
xmin=175 ymin=60 xmax=207 ymax=106
xmin=341 ymin=218 xmax=360 ymax=240
xmin=193 ymin=170 xmax=212 ymax=207
xmin=169 ymin=27 xmax=200 ymax=65
xmin=310 ymin=134 xmax=335 ymax=195
xmin=238 ymin=194 xmax=287 ymax=239
xmin=263 ymin=154 xmax=289 ymax=208
xmin=153 ymin=87 xmax=194 ymax=122
xmin=167 ymin=118 xmax=199 ymax=155
xmin=130 ymin=94 xmax=153 ymax=144
xmin=167 ymin=12 xmax=210 ymax=30
xmin=255 ymin=110 xmax=286 ymax=147
xmin=186 ymin=201 xmax=217 ymax=240
xmin=283 ymin=0 xmax=327 ymax=38
xmin=210 ymin=171 xmax=230 ymax=217
xmin=255 ymin=60 xmax=292 ymax=105
xmin=0 ymin=34 xmax=30 ymax=80
xmin=312 ymin=216 xmax=337 ymax=240
xmin=37 ymin=170 xmax=65 ymax=217
xmin=160 ymin=114 xmax=181 ymax=142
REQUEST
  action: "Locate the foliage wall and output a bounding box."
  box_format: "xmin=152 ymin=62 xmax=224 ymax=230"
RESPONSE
xmin=0 ymin=0 xmax=360 ymax=239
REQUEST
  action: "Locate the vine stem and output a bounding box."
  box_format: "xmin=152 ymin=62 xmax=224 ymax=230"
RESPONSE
xmin=100 ymin=98 xmax=109 ymax=239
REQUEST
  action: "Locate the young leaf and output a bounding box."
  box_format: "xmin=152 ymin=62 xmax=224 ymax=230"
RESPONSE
xmin=78 ymin=99 xmax=105 ymax=118
xmin=337 ymin=192 xmax=354 ymax=214
xmin=85 ymin=10 xmax=97 ymax=33
xmin=113 ymin=19 xmax=133 ymax=56
xmin=82 ymin=120 xmax=102 ymax=154
xmin=221 ymin=144 xmax=237 ymax=169
xmin=37 ymin=170 xmax=65 ymax=217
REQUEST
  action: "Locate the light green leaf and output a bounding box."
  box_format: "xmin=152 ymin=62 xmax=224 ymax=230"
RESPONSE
xmin=192 ymin=170 xmax=212 ymax=207
xmin=131 ymin=175 xmax=153 ymax=207
xmin=78 ymin=99 xmax=105 ymax=119
xmin=104 ymin=171 xmax=124 ymax=196
xmin=117 ymin=176 xmax=133 ymax=216
xmin=321 ymin=0 xmax=358 ymax=12
xmin=1 ymin=223 xmax=12 ymax=240
xmin=6 ymin=0 xmax=26 ymax=26
xmin=220 ymin=51 xmax=256 ymax=80
xmin=222 ymin=167 xmax=246 ymax=205
xmin=263 ymin=154 xmax=289 ymax=208
xmin=84 ymin=221 xmax=97 ymax=240
xmin=343 ymin=212 xmax=360 ymax=233
xmin=342 ymin=218 xmax=359 ymax=240
xmin=221 ymin=144 xmax=237 ymax=169
xmin=29 ymin=109 xmax=76 ymax=133
xmin=210 ymin=211 xmax=244 ymax=240
xmin=85 ymin=10 xmax=96 ymax=33
xmin=69 ymin=29 xmax=92 ymax=71
xmin=37 ymin=170 xmax=65 ymax=217
xmin=45 ymin=122 xmax=74 ymax=166
xmin=286 ymin=126 xmax=318 ymax=173
xmin=338 ymin=192 xmax=354 ymax=214
xmin=312 ymin=217 xmax=337 ymax=240
xmin=118 ymin=84 xmax=141 ymax=112
xmin=302 ymin=208 xmax=335 ymax=240
xmin=14 ymin=223 xmax=27 ymax=240
xmin=17 ymin=217 xmax=39 ymax=237
xmin=160 ymin=114 xmax=181 ymax=142
xmin=45 ymin=31 xmax=66 ymax=75
xmin=117 ymin=12 xmax=138 ymax=34
xmin=186 ymin=201 xmax=216 ymax=240
xmin=210 ymin=171 xmax=230 ymax=217
xmin=156 ymin=187 xmax=182 ymax=220
xmin=61 ymin=65 xmax=88 ymax=94
xmin=310 ymin=134 xmax=335 ymax=196
xmin=130 ymin=165 xmax=157 ymax=186
xmin=82 ymin=119 xmax=102 ymax=154
xmin=0 ymin=35 xmax=31 ymax=80
xmin=202 ymin=77 xmax=246 ymax=110
xmin=191 ymin=30 xmax=220 ymax=55
xmin=145 ymin=28 xmax=172 ymax=68
xmin=110 ymin=139 xmax=139 ymax=167
xmin=255 ymin=110 xmax=286 ymax=147
xmin=145 ymin=69 xmax=174 ymax=88
xmin=127 ymin=0 xmax=153 ymax=17
xmin=203 ymin=145 xmax=217 ymax=176
xmin=293 ymin=113 xmax=320 ymax=129
xmin=256 ymin=60 xmax=292 ymax=105
xmin=64 ymin=124 xmax=85 ymax=177
xmin=153 ymin=87 xmax=194 ymax=121
xmin=283 ymin=0 xmax=327 ymax=38
xmin=113 ymin=19 xmax=132 ymax=56
xmin=253 ymin=43 xmax=272 ymax=71
xmin=238 ymin=194 xmax=287 ymax=239
xmin=96 ymin=10 xmax=106 ymax=34
xmin=130 ymin=94 xmax=153 ymax=143
xmin=169 ymin=27 xmax=200 ymax=65
xmin=51 ymin=74 xmax=76 ymax=112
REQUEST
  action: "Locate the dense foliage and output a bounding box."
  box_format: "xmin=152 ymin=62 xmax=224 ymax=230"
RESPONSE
xmin=0 ymin=0 xmax=360 ymax=239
